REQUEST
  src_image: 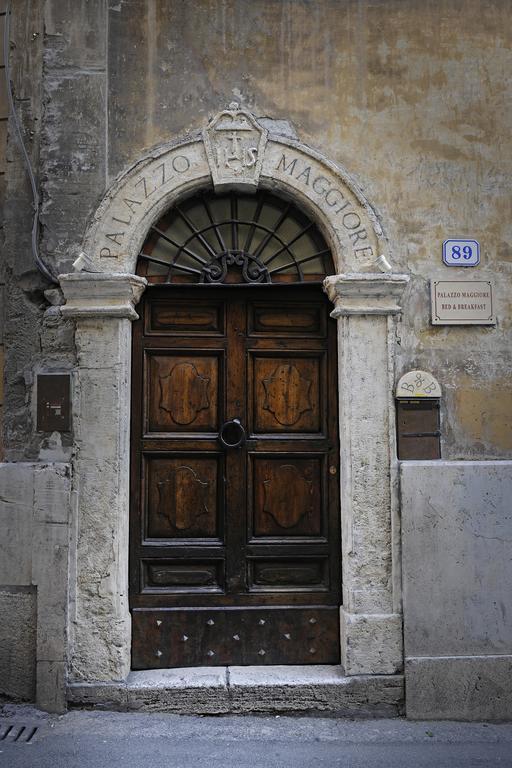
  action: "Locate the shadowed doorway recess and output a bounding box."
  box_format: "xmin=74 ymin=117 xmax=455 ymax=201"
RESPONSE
xmin=130 ymin=190 xmax=340 ymax=668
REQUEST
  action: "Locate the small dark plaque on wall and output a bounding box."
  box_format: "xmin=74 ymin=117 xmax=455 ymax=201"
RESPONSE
xmin=37 ymin=374 xmax=71 ymax=432
xmin=396 ymin=400 xmax=441 ymax=460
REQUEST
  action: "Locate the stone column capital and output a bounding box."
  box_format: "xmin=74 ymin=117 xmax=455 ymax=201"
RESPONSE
xmin=324 ymin=272 xmax=410 ymax=317
xmin=59 ymin=272 xmax=147 ymax=320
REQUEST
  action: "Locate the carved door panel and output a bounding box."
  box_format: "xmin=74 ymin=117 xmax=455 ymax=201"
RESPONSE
xmin=130 ymin=286 xmax=340 ymax=668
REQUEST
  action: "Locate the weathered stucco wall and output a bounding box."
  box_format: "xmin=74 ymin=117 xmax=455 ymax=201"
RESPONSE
xmin=104 ymin=0 xmax=512 ymax=460
xmin=2 ymin=0 xmax=511 ymax=460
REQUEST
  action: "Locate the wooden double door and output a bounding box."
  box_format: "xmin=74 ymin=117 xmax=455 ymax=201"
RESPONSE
xmin=130 ymin=285 xmax=341 ymax=668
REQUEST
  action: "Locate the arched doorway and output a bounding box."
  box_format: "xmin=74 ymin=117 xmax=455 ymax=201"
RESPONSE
xmin=60 ymin=112 xmax=408 ymax=692
xmin=130 ymin=190 xmax=341 ymax=667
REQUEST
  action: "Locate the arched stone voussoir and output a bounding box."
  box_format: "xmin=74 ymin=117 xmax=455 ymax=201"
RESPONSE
xmin=81 ymin=134 xmax=211 ymax=276
xmin=79 ymin=115 xmax=390 ymax=277
xmin=260 ymin=138 xmax=389 ymax=274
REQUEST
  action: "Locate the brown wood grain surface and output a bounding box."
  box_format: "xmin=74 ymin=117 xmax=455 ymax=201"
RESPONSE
xmin=130 ymin=285 xmax=341 ymax=667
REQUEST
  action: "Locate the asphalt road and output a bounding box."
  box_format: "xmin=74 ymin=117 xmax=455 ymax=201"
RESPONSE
xmin=1 ymin=705 xmax=512 ymax=768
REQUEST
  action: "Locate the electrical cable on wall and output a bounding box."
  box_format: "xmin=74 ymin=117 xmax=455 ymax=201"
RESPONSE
xmin=4 ymin=1 xmax=57 ymax=284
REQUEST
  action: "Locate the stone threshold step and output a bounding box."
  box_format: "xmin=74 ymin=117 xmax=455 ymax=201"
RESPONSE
xmin=68 ymin=666 xmax=404 ymax=716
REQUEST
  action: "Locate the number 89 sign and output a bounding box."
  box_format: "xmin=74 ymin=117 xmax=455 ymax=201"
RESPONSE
xmin=442 ymin=239 xmax=480 ymax=267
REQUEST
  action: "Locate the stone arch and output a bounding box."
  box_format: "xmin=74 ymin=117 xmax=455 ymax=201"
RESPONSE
xmin=79 ymin=131 xmax=389 ymax=277
xmin=61 ymin=109 xmax=409 ymax=698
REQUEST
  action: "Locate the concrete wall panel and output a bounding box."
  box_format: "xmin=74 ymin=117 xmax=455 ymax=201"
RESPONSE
xmin=0 ymin=587 xmax=36 ymax=701
xmin=401 ymin=460 xmax=512 ymax=719
xmin=0 ymin=462 xmax=71 ymax=711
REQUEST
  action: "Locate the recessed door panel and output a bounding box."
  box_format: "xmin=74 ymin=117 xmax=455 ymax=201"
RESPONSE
xmin=251 ymin=456 xmax=323 ymax=538
xmin=249 ymin=558 xmax=328 ymax=591
xmin=142 ymin=560 xmax=224 ymax=593
xmin=252 ymin=355 xmax=322 ymax=434
xmin=145 ymin=456 xmax=222 ymax=540
xmin=248 ymin=302 xmax=325 ymax=337
xmin=147 ymin=300 xmax=225 ymax=336
xmin=147 ymin=353 xmax=220 ymax=433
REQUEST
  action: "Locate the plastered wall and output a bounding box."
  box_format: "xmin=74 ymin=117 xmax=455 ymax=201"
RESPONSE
xmin=2 ymin=0 xmax=511 ymax=459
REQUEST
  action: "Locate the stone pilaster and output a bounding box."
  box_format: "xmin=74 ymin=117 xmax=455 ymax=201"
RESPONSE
xmin=60 ymin=273 xmax=146 ymax=681
xmin=324 ymin=273 xmax=409 ymax=675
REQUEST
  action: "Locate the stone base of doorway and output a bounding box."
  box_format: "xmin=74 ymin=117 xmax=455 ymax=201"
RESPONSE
xmin=67 ymin=666 xmax=404 ymax=717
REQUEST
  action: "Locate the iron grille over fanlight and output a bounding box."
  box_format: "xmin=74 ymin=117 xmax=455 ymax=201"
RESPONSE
xmin=137 ymin=190 xmax=333 ymax=284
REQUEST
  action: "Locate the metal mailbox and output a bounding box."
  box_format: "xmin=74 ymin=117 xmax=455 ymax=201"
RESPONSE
xmin=395 ymin=371 xmax=441 ymax=460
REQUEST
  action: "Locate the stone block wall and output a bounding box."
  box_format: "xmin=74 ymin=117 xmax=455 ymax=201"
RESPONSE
xmin=0 ymin=587 xmax=36 ymax=701
xmin=0 ymin=2 xmax=7 ymax=462
xmin=401 ymin=461 xmax=512 ymax=720
xmin=0 ymin=462 xmax=71 ymax=712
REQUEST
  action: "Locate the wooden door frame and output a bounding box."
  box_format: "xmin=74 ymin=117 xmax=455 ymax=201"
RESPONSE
xmin=60 ymin=117 xmax=410 ymax=686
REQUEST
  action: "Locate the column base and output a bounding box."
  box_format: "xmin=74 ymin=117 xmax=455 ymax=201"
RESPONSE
xmin=341 ymin=609 xmax=403 ymax=675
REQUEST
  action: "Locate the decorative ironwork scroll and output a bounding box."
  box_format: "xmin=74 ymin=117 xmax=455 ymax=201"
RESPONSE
xmin=138 ymin=190 xmax=333 ymax=285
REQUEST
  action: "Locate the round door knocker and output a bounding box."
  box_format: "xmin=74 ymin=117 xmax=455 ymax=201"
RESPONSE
xmin=219 ymin=418 xmax=246 ymax=449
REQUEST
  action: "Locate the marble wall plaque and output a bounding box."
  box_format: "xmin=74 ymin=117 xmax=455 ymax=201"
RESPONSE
xmin=396 ymin=371 xmax=441 ymax=399
xmin=430 ymin=280 xmax=495 ymax=325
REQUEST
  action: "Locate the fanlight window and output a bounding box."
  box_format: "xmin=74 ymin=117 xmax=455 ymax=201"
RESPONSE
xmin=137 ymin=190 xmax=333 ymax=284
